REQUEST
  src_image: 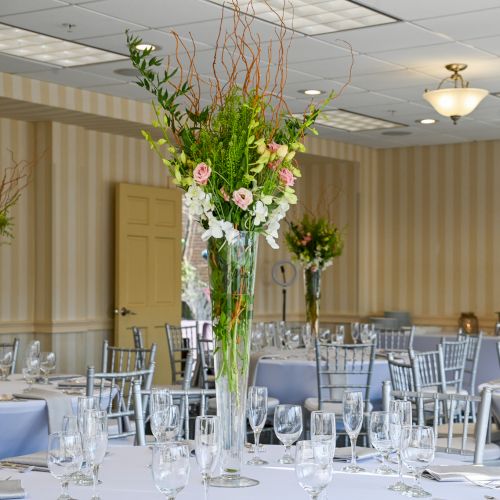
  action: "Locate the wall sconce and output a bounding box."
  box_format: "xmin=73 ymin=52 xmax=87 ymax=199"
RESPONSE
xmin=423 ymin=63 xmax=488 ymax=124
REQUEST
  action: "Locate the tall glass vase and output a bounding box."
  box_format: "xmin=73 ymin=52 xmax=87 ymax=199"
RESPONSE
xmin=304 ymin=267 xmax=322 ymax=339
xmin=208 ymin=231 xmax=259 ymax=488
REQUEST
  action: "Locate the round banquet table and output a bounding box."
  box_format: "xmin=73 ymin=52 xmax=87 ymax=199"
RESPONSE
xmin=0 ymin=375 xmax=79 ymax=459
xmin=1 ymin=444 xmax=493 ymax=500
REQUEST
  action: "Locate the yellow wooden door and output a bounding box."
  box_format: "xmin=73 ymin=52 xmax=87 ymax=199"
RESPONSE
xmin=115 ymin=183 xmax=182 ymax=385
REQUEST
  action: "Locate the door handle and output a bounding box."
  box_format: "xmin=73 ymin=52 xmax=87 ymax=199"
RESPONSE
xmin=114 ymin=307 xmax=136 ymax=316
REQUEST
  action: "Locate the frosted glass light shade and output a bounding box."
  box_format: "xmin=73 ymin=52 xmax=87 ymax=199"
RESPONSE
xmin=423 ymin=87 xmax=488 ymax=119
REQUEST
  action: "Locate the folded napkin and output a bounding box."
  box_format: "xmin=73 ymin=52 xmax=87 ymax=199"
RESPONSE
xmin=0 ymin=480 xmax=25 ymax=499
xmin=13 ymin=389 xmax=73 ymax=433
xmin=423 ymin=465 xmax=500 ymax=482
xmin=3 ymin=452 xmax=48 ymax=469
xmin=334 ymin=447 xmax=379 ymax=462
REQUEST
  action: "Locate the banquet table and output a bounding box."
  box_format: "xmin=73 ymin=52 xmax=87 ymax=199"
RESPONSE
xmin=253 ymin=349 xmax=389 ymax=408
xmin=3 ymin=444 xmax=495 ymax=500
xmin=0 ymin=375 xmax=81 ymax=459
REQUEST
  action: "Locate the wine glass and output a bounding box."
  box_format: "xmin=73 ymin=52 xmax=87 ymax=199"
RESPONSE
xmin=368 ymin=411 xmax=399 ymax=474
xmin=295 ymin=440 xmax=334 ymax=500
xmin=22 ymin=356 xmax=40 ymax=392
xmin=48 ymin=431 xmax=83 ymax=500
xmin=82 ymin=409 xmax=108 ymax=500
xmin=152 ymin=442 xmax=190 ymax=499
xmin=0 ymin=346 xmax=14 ymax=381
xmin=342 ymin=391 xmax=365 ymax=473
xmin=151 ymin=406 xmax=180 ymax=443
xmin=74 ymin=396 xmax=98 ymax=485
xmin=40 ymin=351 xmax=56 ymax=384
xmin=334 ymin=326 xmax=345 ymax=345
xmin=286 ymin=329 xmax=301 ymax=350
xmin=388 ymin=400 xmax=413 ymax=492
xmin=150 ymin=387 xmax=173 ymax=414
xmin=247 ymin=386 xmax=268 ymax=465
xmin=401 ymin=425 xmax=435 ymax=498
xmin=310 ymin=411 xmax=336 ymax=460
xmin=195 ymin=416 xmax=219 ymax=500
xmin=274 ymin=404 xmax=303 ymax=464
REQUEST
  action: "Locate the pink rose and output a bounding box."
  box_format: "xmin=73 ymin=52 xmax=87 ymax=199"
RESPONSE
xmin=232 ymin=188 xmax=253 ymax=211
xmin=300 ymin=233 xmax=312 ymax=246
xmin=267 ymin=159 xmax=282 ymax=171
xmin=267 ymin=141 xmax=281 ymax=153
xmin=220 ymin=186 xmax=230 ymax=202
xmin=193 ymin=162 xmax=211 ymax=185
xmin=278 ymin=168 xmax=295 ymax=186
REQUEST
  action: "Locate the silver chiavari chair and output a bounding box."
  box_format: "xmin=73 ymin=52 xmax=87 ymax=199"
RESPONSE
xmin=131 ymin=326 xmax=145 ymax=349
xmin=0 ymin=338 xmax=19 ymax=375
xmin=387 ymin=352 xmax=416 ymax=392
xmin=457 ymin=331 xmax=483 ymax=397
xmin=165 ymin=323 xmax=198 ymax=386
xmin=439 ymin=336 xmax=469 ymax=394
xmin=375 ymin=326 xmax=415 ymax=353
xmin=101 ymin=339 xmax=156 ymax=374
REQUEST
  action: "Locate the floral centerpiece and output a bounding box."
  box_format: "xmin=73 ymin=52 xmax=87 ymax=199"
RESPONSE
xmin=285 ymin=213 xmax=344 ymax=338
xmin=127 ymin=0 xmax=349 ymax=488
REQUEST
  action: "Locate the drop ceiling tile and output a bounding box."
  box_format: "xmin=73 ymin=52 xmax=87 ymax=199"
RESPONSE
xmin=85 ymin=82 xmax=150 ymax=100
xmin=81 ymin=0 xmax=222 ymax=28
xmin=327 ymin=91 xmax=404 ymax=108
xmin=466 ymin=35 xmax=500 ymax=57
xmin=352 ymin=0 xmax=500 ymax=21
xmin=352 ymin=69 xmax=440 ymax=91
xmin=318 ymin=22 xmax=449 ymax=54
xmin=22 ymin=67 xmax=123 ymax=87
xmin=0 ymin=0 xmax=64 ymax=16
xmin=350 ymin=100 xmax=431 ymax=120
xmin=75 ymin=59 xmax=139 ymax=81
xmin=283 ymin=78 xmax=365 ymax=100
xmin=1 ymin=5 xmax=144 ymax=40
xmin=0 ymin=52 xmax=57 ymax=73
xmin=416 ymin=8 xmax=500 ymax=41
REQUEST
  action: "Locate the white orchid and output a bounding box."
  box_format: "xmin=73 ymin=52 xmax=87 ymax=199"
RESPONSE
xmin=253 ymin=200 xmax=268 ymax=226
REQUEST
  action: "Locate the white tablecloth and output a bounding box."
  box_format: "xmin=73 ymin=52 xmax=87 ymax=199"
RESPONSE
xmin=2 ymin=444 xmax=492 ymax=499
xmin=253 ymin=350 xmax=389 ymax=408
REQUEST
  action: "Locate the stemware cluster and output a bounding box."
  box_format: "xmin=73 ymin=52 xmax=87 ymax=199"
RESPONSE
xmin=21 ymin=340 xmax=56 ymax=389
xmin=149 ymin=387 xmax=180 ymax=443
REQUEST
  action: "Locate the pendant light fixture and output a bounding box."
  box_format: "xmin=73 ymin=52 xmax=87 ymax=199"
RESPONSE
xmin=422 ymin=63 xmax=488 ymax=124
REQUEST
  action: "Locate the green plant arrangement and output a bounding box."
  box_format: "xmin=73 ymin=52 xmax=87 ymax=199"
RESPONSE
xmin=285 ymin=213 xmax=344 ymax=338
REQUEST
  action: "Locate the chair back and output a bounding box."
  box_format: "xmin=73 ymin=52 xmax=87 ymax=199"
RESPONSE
xmin=314 ymin=340 xmax=375 ymax=411
xmin=0 ymin=338 xmax=20 ymax=374
xmin=382 ymin=380 xmax=493 ymax=465
xmin=101 ymin=340 xmax=156 ymax=374
xmin=376 ymin=326 xmax=415 ymax=353
xmin=410 ymin=349 xmax=446 ymax=392
xmin=387 ymin=352 xmax=416 ymax=392
xmin=133 ymin=385 xmax=216 ymax=445
xmin=86 ymin=357 xmax=156 ymax=440
xmin=458 ymin=331 xmax=483 ymax=396
xmin=131 ymin=327 xmax=145 ymax=349
xmin=165 ymin=323 xmax=198 ymax=385
xmin=439 ymin=336 xmax=468 ymax=393
xmin=197 ymin=325 xmax=215 ymax=389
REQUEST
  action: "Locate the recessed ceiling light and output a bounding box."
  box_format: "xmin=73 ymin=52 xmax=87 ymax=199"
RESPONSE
xmin=296 ymin=109 xmax=405 ymax=132
xmin=300 ymin=89 xmax=324 ymax=96
xmin=210 ymin=0 xmax=397 ymax=35
xmin=136 ymin=43 xmax=157 ymax=51
xmin=0 ymin=22 xmax=126 ymax=67
xmin=417 ymin=118 xmax=438 ymax=125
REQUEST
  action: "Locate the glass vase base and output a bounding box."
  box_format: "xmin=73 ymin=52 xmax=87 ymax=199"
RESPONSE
xmin=374 ymin=465 xmax=396 ymax=475
xmin=388 ymin=481 xmax=409 ymax=492
xmin=402 ymin=486 xmax=432 ymax=498
xmin=210 ymin=474 xmax=259 ymax=488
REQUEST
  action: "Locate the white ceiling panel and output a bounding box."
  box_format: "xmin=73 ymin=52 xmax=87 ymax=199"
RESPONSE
xmin=416 ymin=9 xmax=500 ymax=41
xmin=22 ymin=67 xmax=124 ymax=87
xmin=85 ymin=82 xmax=151 ymax=100
xmin=0 ymin=52 xmax=57 ymax=73
xmin=355 ymin=1 xmax=500 ymax=21
xmin=351 ymin=69 xmax=440 ymax=92
xmin=0 ymin=5 xmax=144 ymax=40
xmin=318 ymin=22 xmax=449 ymax=54
xmin=0 ymin=1 xmax=63 ymax=16
xmin=81 ymin=0 xmax=222 ymax=28
xmin=326 ymin=91 xmax=404 ymax=108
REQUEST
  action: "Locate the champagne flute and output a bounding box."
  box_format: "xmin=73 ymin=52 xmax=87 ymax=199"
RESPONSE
xmin=368 ymin=411 xmax=399 ymax=474
xmin=151 ymin=406 xmax=180 ymax=443
xmin=388 ymin=399 xmax=412 ymax=492
xmin=195 ymin=416 xmax=219 ymax=500
xmin=74 ymin=396 xmax=98 ymax=485
xmin=310 ymin=411 xmax=336 ymax=460
xmin=342 ymin=391 xmax=365 ymax=473
xmin=0 ymin=346 xmax=13 ymax=381
xmin=247 ymin=386 xmax=268 ymax=465
xmin=48 ymin=431 xmax=83 ymax=500
xmin=152 ymin=442 xmax=190 ymax=499
xmin=401 ymin=425 xmax=435 ymax=498
xmin=274 ymin=404 xmax=303 ymax=464
xmin=295 ymin=440 xmax=333 ymax=500
xmin=40 ymin=351 xmax=56 ymax=384
xmin=82 ymin=409 xmax=108 ymax=500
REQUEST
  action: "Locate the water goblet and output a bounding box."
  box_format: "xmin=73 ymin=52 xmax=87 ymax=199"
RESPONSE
xmin=310 ymin=411 xmax=336 ymax=460
xmin=151 ymin=405 xmax=180 ymax=443
xmin=22 ymin=356 xmax=39 ymax=392
xmin=195 ymin=416 xmax=220 ymax=500
xmin=150 ymin=387 xmax=173 ymax=414
xmin=388 ymin=400 xmax=412 ymax=492
xmin=0 ymin=346 xmax=14 ymax=381
xmin=342 ymin=391 xmax=365 ymax=473
xmin=369 ymin=411 xmax=399 ymax=474
xmin=274 ymin=404 xmax=303 ymax=464
xmin=40 ymin=351 xmax=56 ymax=384
xmin=82 ymin=409 xmax=108 ymax=500
xmin=247 ymin=386 xmax=268 ymax=465
xmin=401 ymin=425 xmax=435 ymax=498
xmin=152 ymin=442 xmax=190 ymax=499
xmin=295 ymin=440 xmax=334 ymax=500
xmin=74 ymin=396 xmax=98 ymax=485
xmin=48 ymin=431 xmax=83 ymax=500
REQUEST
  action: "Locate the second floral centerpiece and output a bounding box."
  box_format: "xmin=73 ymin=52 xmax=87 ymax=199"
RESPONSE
xmin=285 ymin=213 xmax=344 ymax=339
